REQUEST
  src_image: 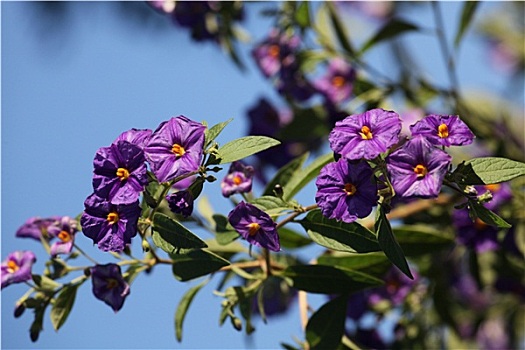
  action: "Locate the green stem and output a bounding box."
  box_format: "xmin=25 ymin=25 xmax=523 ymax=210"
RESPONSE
xmin=276 ymin=204 xmax=318 ymax=229
xmin=73 ymin=243 xmax=99 ymax=265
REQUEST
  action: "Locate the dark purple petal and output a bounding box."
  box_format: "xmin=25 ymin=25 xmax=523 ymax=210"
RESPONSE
xmin=453 ymin=208 xmax=499 ymax=252
xmin=15 ymin=216 xmax=61 ymax=241
xmin=90 ymin=263 xmax=130 ymax=312
xmin=166 ymin=190 xmax=194 ymax=217
xmin=410 ymin=114 xmax=475 ymax=147
xmin=228 ymin=202 xmax=280 ymax=252
xmin=1 ymin=251 xmax=36 ymax=289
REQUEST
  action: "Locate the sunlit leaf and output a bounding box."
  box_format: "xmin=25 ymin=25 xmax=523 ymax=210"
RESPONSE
xmin=50 ymin=284 xmax=79 ymax=331
xmin=456 ymin=157 xmax=525 ymax=185
xmin=152 ymin=213 xmax=207 ymax=253
xmin=283 ymin=153 xmax=334 ymax=201
xmin=175 ymin=279 xmax=208 ymax=342
xmin=217 ymin=136 xmax=281 ymax=164
xmin=263 ymin=152 xmax=309 ymax=196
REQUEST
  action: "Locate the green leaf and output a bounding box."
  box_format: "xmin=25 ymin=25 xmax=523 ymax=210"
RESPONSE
xmin=152 ymin=213 xmax=207 ymax=254
xmin=50 ymin=284 xmax=79 ymax=331
xmin=454 ymin=1 xmax=479 ymax=48
xmin=283 ymin=153 xmax=334 ymax=201
xmin=394 ymin=225 xmax=455 ymax=256
xmin=217 ymin=136 xmax=281 ymax=164
xmin=317 ymin=252 xmax=390 ymax=277
xmin=295 ymin=1 xmax=310 ymax=29
xmin=300 ymin=209 xmax=380 ymax=253
xmin=376 ymin=206 xmax=413 ymax=279
xmin=282 ymin=265 xmax=382 ymax=294
xmin=172 ymin=250 xmax=230 ymax=281
xmin=306 ymin=295 xmax=348 ymax=350
xmin=326 ymin=2 xmax=355 ymax=55
xmin=205 ymin=118 xmax=233 ymax=148
xmin=212 ymin=214 xmax=240 ymax=245
xmin=458 ymin=157 xmax=525 ymax=185
xmin=263 ymin=152 xmax=309 ymax=196
xmin=278 ymin=227 xmax=313 ymax=249
xmin=361 ymin=19 xmax=419 ymax=53
xmin=32 ymin=274 xmax=61 ymax=291
xmin=469 ymin=200 xmax=512 ymax=228
xmin=175 ymin=279 xmax=208 ymax=342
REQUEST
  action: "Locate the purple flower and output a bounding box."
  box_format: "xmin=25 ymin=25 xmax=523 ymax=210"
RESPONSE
xmin=80 ymin=193 xmax=141 ymax=252
xmin=453 ymin=208 xmax=499 ymax=252
xmin=315 ymin=160 xmax=378 ymax=223
xmin=252 ymin=30 xmax=300 ymax=78
xmin=329 ymin=108 xmax=402 ymax=160
xmin=476 ymin=318 xmax=509 ymax=350
xmin=387 ymin=136 xmax=451 ymax=198
xmin=15 ymin=216 xmax=61 ymax=241
xmin=253 ymin=277 xmax=296 ymax=317
xmin=410 ymin=114 xmax=475 ymax=147
xmin=172 ymin=1 xmax=217 ymax=42
xmin=92 ymin=140 xmax=148 ymax=205
xmin=368 ymin=267 xmax=419 ymax=306
xmin=166 ymin=190 xmax=194 ymax=217
xmin=114 ymin=128 xmax=152 ymax=150
xmin=314 ymin=58 xmax=356 ymax=104
xmin=221 ymin=161 xmax=255 ymax=197
xmin=228 ymin=202 xmax=280 ymax=252
xmin=90 ymin=263 xmax=130 ymax=312
xmin=145 ymin=116 xmax=206 ymax=183
xmin=276 ymin=68 xmax=314 ymax=102
xmin=47 ymin=216 xmax=78 ymax=256
xmin=1 ymin=251 xmax=36 ymax=289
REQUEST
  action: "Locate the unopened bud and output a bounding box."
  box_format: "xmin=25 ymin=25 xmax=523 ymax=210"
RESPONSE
xmin=83 ymin=267 xmax=91 ymax=277
xmin=206 ymin=175 xmax=217 ymax=183
xmin=142 ymin=239 xmax=151 ymax=253
xmin=478 ymin=190 xmax=493 ymax=204
xmin=464 ymin=185 xmax=477 ymax=196
xmin=273 ymin=184 xmax=284 ymax=198
xmin=14 ymin=303 xmax=25 ymax=318
xmin=231 ymin=317 xmax=242 ymax=331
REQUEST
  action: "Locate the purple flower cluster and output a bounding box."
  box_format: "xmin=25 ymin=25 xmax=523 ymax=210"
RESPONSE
xmin=81 ymin=116 xmax=206 ymax=252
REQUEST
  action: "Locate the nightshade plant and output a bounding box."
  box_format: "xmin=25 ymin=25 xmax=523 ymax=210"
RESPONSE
xmin=3 ymin=2 xmax=525 ymax=349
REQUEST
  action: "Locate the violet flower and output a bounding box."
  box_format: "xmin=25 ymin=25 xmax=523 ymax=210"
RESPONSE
xmin=166 ymin=190 xmax=194 ymax=218
xmin=386 ymin=136 xmax=451 ymax=198
xmin=47 ymin=216 xmax=78 ymax=256
xmin=92 ymin=140 xmax=148 ymax=205
xmin=1 ymin=251 xmax=36 ymax=289
xmin=252 ymin=29 xmax=300 ymax=78
xmin=315 ymin=159 xmax=378 ymax=223
xmin=15 ymin=216 xmax=61 ymax=241
xmin=145 ymin=116 xmax=206 ymax=183
xmin=329 ymin=108 xmax=402 ymax=160
xmin=314 ymin=58 xmax=356 ymax=104
xmin=228 ymin=201 xmax=280 ymax=252
xmin=114 ymin=128 xmax=152 ymax=150
xmin=452 ymin=208 xmax=499 ymax=252
xmin=410 ymin=114 xmax=475 ymax=147
xmin=368 ymin=267 xmax=419 ymax=307
xmin=221 ymin=161 xmax=255 ymax=197
xmin=80 ymin=193 xmax=141 ymax=252
xmin=90 ymin=263 xmax=130 ymax=312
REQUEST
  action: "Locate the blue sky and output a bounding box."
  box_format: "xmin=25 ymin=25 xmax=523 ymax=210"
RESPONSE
xmin=1 ymin=1 xmax=520 ymax=349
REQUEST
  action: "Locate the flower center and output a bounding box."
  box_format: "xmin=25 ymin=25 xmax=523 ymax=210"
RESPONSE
xmin=106 ymin=278 xmax=119 ymax=290
xmin=268 ymin=44 xmax=280 ymax=58
xmin=172 ymin=144 xmax=186 ymax=157
xmin=343 ymin=183 xmax=357 ymax=196
xmin=331 ymin=75 xmax=345 ymax=88
xmin=58 ymin=230 xmax=72 ymax=243
xmin=106 ymin=212 xmax=119 ymax=225
xmin=414 ymin=164 xmax=428 ymax=178
xmin=437 ymin=123 xmax=449 ymax=138
xmin=360 ymin=125 xmax=373 ymax=140
xmin=247 ymin=222 xmax=260 ymax=236
xmin=233 ymin=175 xmax=243 ymax=185
xmin=7 ymin=260 xmax=19 ymax=274
xmin=485 ymin=184 xmax=500 ymax=192
xmin=116 ymin=167 xmax=130 ymax=181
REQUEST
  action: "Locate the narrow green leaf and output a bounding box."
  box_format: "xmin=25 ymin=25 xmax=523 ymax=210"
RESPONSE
xmin=250 ymin=196 xmax=289 ymax=212
xmin=50 ymin=284 xmax=79 ymax=331
xmin=283 ymin=265 xmax=383 ymax=294
xmin=361 ymin=19 xmax=419 ymax=53
xmin=317 ymin=252 xmax=390 ymax=277
xmin=217 ymin=136 xmax=281 ymax=164
xmin=175 ymin=279 xmax=208 ymax=342
xmin=469 ymin=200 xmax=512 ymax=228
xmin=205 ymin=118 xmax=233 ymax=148
xmin=326 ymin=2 xmax=355 ymax=55
xmin=152 ymin=213 xmax=207 ymax=253
xmin=376 ymin=206 xmax=413 ymax=279
xmin=393 ymin=225 xmax=455 ymax=256
xmin=300 ymin=209 xmax=380 ymax=253
xmin=32 ymin=275 xmax=61 ymax=291
xmin=306 ymin=295 xmax=348 ymax=350
xmin=212 ymin=214 xmax=240 ymax=245
xmin=283 ymin=153 xmax=334 ymax=201
xmin=459 ymin=157 xmax=525 ymax=185
xmin=454 ymin=1 xmax=479 ymax=48
xmin=263 ymin=152 xmax=309 ymax=196
xmin=295 ymin=1 xmax=310 ymax=29
xmin=172 ymin=250 xmax=230 ymax=281
xmin=278 ymin=227 xmax=313 ymax=249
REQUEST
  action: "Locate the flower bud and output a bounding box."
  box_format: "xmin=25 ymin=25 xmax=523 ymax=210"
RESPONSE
xmin=273 ymin=184 xmax=284 ymax=198
xmin=14 ymin=303 xmax=25 ymax=318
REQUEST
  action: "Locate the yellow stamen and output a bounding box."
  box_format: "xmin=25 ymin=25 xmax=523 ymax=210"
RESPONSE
xmin=106 ymin=212 xmax=119 ymax=225
xmin=414 ymin=164 xmax=428 ymax=178
xmin=116 ymin=167 xmax=130 ymax=181
xmin=485 ymin=184 xmax=501 ymax=192
xmin=233 ymin=175 xmax=242 ymax=185
xmin=437 ymin=123 xmax=449 ymax=138
xmin=331 ymin=75 xmax=345 ymax=88
xmin=360 ymin=125 xmax=373 ymax=140
xmin=268 ymin=44 xmax=280 ymax=58
xmin=7 ymin=260 xmax=19 ymax=274
xmin=172 ymin=143 xmax=186 ymax=157
xmin=106 ymin=278 xmax=119 ymax=290
xmin=247 ymin=223 xmax=260 ymax=236
xmin=58 ymin=230 xmax=71 ymax=243
xmin=343 ymin=183 xmax=357 ymax=196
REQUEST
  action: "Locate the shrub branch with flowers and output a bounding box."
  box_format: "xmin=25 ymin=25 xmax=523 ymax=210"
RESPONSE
xmin=3 ymin=1 xmax=525 ymax=349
